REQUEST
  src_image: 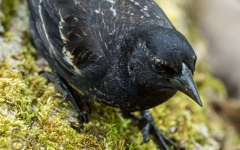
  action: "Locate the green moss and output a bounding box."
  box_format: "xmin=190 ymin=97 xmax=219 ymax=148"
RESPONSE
xmin=1 ymin=0 xmax=19 ymax=31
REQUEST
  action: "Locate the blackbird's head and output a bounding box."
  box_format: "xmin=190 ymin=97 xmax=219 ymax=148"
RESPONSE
xmin=128 ymin=27 xmax=202 ymax=106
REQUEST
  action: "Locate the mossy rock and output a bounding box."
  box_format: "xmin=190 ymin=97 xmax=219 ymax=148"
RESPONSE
xmin=0 ymin=0 xmax=230 ymax=150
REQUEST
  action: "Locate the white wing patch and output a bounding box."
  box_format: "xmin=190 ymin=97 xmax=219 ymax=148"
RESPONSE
xmin=110 ymin=6 xmax=116 ymax=16
xmin=62 ymin=47 xmax=74 ymax=66
xmin=130 ymin=0 xmax=140 ymax=6
xmin=107 ymin=0 xmax=115 ymax=4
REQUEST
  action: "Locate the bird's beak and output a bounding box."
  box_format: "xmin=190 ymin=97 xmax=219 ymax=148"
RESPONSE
xmin=169 ymin=63 xmax=203 ymax=107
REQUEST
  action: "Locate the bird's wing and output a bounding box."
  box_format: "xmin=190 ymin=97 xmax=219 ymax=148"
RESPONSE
xmin=27 ymin=0 xmax=108 ymax=80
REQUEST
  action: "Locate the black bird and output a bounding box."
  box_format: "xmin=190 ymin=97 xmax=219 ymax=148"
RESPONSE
xmin=27 ymin=0 xmax=202 ymax=149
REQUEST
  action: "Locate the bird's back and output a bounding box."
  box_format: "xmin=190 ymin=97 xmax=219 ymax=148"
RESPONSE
xmin=28 ymin=0 xmax=173 ymax=64
xmin=27 ymin=0 xmax=175 ymax=109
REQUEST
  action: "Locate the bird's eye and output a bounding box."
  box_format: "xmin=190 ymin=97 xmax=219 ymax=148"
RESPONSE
xmin=153 ymin=62 xmax=165 ymax=73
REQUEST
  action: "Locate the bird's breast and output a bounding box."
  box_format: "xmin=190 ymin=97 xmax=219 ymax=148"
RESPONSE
xmin=72 ymin=75 xmax=177 ymax=111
